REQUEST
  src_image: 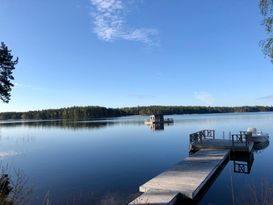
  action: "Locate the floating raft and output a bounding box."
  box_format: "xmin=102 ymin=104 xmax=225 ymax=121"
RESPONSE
xmin=189 ymin=130 xmax=254 ymax=152
xmin=129 ymin=149 xmax=230 ymax=205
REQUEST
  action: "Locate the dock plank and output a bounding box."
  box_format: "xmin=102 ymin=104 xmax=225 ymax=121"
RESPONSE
xmin=130 ymin=149 xmax=230 ymax=204
xmin=191 ymin=139 xmax=253 ymax=152
xmin=129 ymin=190 xmax=178 ymax=205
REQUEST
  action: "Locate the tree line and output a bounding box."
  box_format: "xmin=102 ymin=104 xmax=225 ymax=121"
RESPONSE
xmin=0 ymin=105 xmax=273 ymax=121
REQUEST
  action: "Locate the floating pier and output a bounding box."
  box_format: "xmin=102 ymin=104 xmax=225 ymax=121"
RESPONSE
xmin=129 ymin=130 xmax=254 ymax=205
xmin=189 ymin=130 xmax=253 ymax=152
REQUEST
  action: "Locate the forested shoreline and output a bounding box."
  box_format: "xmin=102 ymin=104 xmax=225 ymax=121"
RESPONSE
xmin=0 ymin=105 xmax=272 ymax=121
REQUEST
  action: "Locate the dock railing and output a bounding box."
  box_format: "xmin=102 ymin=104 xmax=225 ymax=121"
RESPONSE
xmin=189 ymin=129 xmax=253 ymax=152
xmin=190 ymin=130 xmax=215 ymax=143
xmin=231 ymin=131 xmax=251 ymax=149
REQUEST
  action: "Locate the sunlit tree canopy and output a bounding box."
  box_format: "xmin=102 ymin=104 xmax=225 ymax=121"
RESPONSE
xmin=260 ymin=0 xmax=273 ymax=63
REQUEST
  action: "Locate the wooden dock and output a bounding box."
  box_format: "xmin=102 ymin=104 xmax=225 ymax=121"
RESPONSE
xmin=191 ymin=139 xmax=253 ymax=152
xmin=189 ymin=130 xmax=253 ymax=152
xmin=129 ymin=149 xmax=230 ymax=205
xmin=129 ymin=130 xmax=254 ymax=205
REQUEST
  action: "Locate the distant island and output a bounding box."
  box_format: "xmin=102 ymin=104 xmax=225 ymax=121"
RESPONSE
xmin=0 ymin=105 xmax=272 ymax=121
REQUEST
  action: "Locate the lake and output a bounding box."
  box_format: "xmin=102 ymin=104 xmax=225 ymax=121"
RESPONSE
xmin=0 ymin=112 xmax=272 ymax=204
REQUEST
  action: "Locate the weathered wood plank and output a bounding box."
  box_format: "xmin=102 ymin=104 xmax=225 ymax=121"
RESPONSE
xmin=129 ymin=149 xmax=230 ymax=204
xmin=191 ymin=139 xmax=253 ymax=152
xmin=129 ymin=190 xmax=178 ymax=205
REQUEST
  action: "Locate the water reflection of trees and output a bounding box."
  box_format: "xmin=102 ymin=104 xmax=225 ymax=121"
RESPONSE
xmin=0 ymin=121 xmax=110 ymax=130
xmin=0 ymin=120 xmax=145 ymax=130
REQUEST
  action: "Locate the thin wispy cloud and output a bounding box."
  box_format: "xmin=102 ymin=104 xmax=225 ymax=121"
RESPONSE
xmin=194 ymin=92 xmax=214 ymax=105
xmin=257 ymin=95 xmax=273 ymax=100
xmin=89 ymin=0 xmax=159 ymax=45
xmin=14 ymin=83 xmax=41 ymax=91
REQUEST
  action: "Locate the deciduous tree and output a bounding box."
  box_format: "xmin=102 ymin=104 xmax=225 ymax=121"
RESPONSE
xmin=260 ymin=0 xmax=273 ymax=63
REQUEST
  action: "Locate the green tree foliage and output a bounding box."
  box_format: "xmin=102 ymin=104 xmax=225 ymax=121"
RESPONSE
xmin=0 ymin=42 xmax=18 ymax=103
xmin=0 ymin=105 xmax=272 ymax=121
xmin=260 ymin=0 xmax=273 ymax=63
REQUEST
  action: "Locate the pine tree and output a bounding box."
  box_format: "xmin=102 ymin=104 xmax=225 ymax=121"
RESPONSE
xmin=0 ymin=42 xmax=18 ymax=103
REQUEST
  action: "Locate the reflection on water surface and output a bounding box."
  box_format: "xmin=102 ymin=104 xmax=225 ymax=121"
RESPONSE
xmin=0 ymin=113 xmax=272 ymax=204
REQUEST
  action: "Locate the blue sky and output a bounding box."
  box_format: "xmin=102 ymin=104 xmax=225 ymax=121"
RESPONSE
xmin=0 ymin=0 xmax=273 ymax=112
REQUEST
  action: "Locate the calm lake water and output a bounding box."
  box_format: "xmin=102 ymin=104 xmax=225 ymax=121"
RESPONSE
xmin=0 ymin=112 xmax=273 ymax=204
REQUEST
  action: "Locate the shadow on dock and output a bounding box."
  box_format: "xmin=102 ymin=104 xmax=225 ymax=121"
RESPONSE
xmin=174 ymin=151 xmax=255 ymax=204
